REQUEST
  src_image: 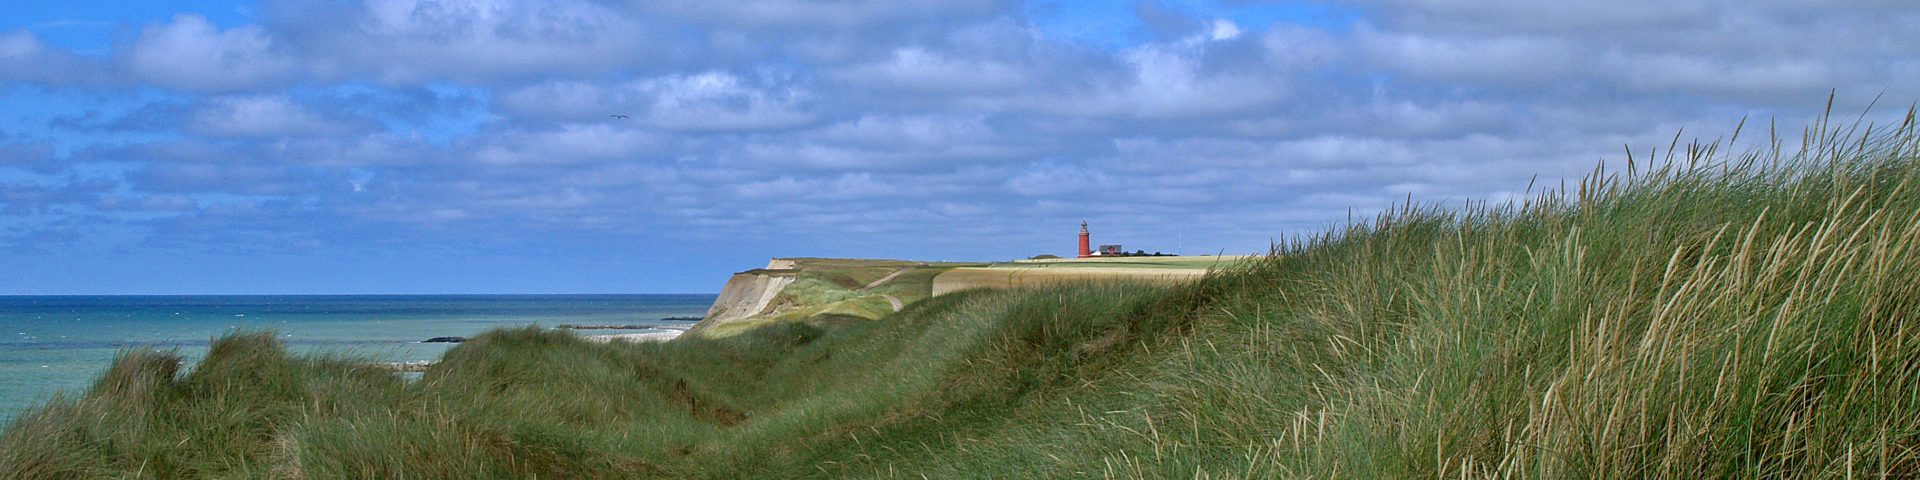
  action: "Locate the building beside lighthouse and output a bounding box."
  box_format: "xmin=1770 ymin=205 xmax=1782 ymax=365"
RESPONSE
xmin=1074 ymin=221 xmax=1177 ymax=258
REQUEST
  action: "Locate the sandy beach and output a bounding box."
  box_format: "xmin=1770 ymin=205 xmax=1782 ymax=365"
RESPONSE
xmin=583 ymin=328 xmax=685 ymax=343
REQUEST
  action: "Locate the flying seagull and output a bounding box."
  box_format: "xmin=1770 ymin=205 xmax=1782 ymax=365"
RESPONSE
xmin=609 ymin=114 xmax=630 ymax=119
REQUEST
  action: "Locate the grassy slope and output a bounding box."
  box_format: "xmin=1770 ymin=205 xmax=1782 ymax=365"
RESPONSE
xmin=5 ymin=116 xmax=1920 ymax=478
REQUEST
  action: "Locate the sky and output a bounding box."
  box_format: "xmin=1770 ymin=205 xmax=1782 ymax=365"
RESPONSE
xmin=1 ymin=0 xmax=1916 ymax=294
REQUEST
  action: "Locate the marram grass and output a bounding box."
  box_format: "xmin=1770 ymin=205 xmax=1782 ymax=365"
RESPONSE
xmin=4 ymin=112 xmax=1919 ymax=478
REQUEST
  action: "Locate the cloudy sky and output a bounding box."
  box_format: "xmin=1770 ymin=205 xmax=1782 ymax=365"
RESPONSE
xmin=2 ymin=0 xmax=1915 ymax=294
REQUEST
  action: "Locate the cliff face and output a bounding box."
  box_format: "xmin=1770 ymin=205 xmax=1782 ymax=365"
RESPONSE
xmin=685 ymin=257 xmax=951 ymax=337
xmin=686 ymin=267 xmax=796 ymax=336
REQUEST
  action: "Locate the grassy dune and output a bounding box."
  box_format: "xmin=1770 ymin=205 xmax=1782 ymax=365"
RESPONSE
xmin=5 ymin=114 xmax=1919 ymax=478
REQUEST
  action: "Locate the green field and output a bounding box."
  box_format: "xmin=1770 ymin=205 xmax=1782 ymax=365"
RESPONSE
xmin=1001 ymin=256 xmax=1256 ymax=269
xmin=5 ymin=114 xmax=1918 ymax=478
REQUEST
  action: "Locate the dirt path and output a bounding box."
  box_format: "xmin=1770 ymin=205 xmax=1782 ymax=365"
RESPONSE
xmin=862 ymin=266 xmax=919 ymax=290
xmin=881 ymin=294 xmax=904 ymax=312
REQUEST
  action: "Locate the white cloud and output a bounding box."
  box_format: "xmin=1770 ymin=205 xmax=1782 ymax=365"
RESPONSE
xmin=733 ymin=172 xmax=899 ymax=201
xmin=843 ymin=48 xmax=1029 ymax=93
xmin=1338 ymin=0 xmax=1920 ymax=104
xmin=123 ymin=15 xmax=298 ymax=92
xmin=1105 ymin=37 xmax=1287 ymax=118
xmin=1609 ymin=55 xmax=1838 ymax=96
xmin=1004 ymin=163 xmax=1115 ymax=196
xmin=331 ymin=0 xmax=654 ymax=82
xmin=1348 ymin=0 xmax=1716 ymax=33
xmin=965 ymin=29 xmax=1294 ymax=120
xmin=640 ymin=72 xmax=816 ymax=132
xmin=184 ymin=95 xmax=374 ymax=138
xmin=814 ymin=114 xmax=996 ymax=149
xmin=723 ymin=114 xmax=1025 ymax=171
xmin=0 ymin=30 xmax=111 ymax=84
xmin=499 ymin=72 xmax=815 ymax=132
xmin=648 ymin=0 xmax=1005 ymax=29
xmin=0 ymin=31 xmax=40 ymax=58
xmin=1355 ymin=26 xmax=1580 ymax=84
xmin=1209 ymin=19 xmax=1241 ymax=41
xmin=470 ymin=124 xmax=660 ymax=165
xmin=495 ymin=81 xmax=619 ymax=121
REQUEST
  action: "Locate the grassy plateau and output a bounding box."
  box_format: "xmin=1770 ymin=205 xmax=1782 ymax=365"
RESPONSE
xmin=4 ymin=112 xmax=1920 ymax=478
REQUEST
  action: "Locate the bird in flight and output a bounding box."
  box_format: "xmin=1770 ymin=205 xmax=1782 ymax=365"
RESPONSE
xmin=609 ymin=114 xmax=630 ymax=119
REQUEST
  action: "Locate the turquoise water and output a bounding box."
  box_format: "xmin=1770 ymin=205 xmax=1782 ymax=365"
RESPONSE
xmin=0 ymin=295 xmax=715 ymax=424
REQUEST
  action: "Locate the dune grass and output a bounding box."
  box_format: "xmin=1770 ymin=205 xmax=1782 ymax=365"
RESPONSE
xmin=4 ymin=112 xmax=1919 ymax=478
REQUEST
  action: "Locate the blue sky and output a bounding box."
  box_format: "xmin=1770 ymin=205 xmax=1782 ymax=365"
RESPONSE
xmin=3 ymin=0 xmax=1917 ymax=294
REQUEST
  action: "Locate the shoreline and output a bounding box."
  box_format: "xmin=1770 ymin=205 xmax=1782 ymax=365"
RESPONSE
xmin=370 ymin=328 xmax=685 ymax=372
xmin=582 ymin=330 xmax=684 ymax=343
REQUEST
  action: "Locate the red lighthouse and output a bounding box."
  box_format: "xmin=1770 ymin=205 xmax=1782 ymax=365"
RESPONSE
xmin=1077 ymin=221 xmax=1092 ymax=258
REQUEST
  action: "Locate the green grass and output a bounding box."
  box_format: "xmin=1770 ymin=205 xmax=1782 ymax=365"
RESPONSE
xmin=5 ymin=112 xmax=1920 ymax=478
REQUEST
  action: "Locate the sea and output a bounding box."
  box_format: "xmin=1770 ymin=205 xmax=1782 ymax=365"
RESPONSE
xmin=0 ymin=294 xmax=716 ymax=425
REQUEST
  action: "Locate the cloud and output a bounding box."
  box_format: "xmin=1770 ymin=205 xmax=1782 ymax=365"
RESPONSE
xmin=1335 ymin=0 xmax=1920 ymax=104
xmin=5 ymin=0 xmax=1920 ymax=292
xmin=123 ymin=15 xmax=300 ymax=92
xmin=638 ymin=72 xmax=817 ymax=132
xmin=500 ymin=72 xmax=816 ymax=132
xmin=1003 ymin=162 xmax=1116 ymax=197
xmin=0 ymin=30 xmax=110 ymax=84
xmin=469 ymin=124 xmax=661 ymax=166
xmin=1108 ymin=31 xmax=1287 ymax=118
xmin=733 ymin=172 xmax=900 ymax=201
xmin=184 ymin=95 xmax=382 ymax=138
xmin=0 ymin=142 xmax=56 ymax=167
xmin=48 ymin=101 xmax=190 ymax=133
xmin=1610 ymin=55 xmax=1838 ymax=96
xmin=1355 ymin=26 xmax=1580 ymax=85
xmin=814 ymin=114 xmax=998 ymax=150
xmin=300 ymin=0 xmax=661 ymax=83
xmin=129 ymin=161 xmax=338 ymax=196
xmin=0 ymin=177 xmax=117 ymax=215
xmin=647 ymin=0 xmax=1007 ymax=29
xmin=726 ymin=114 xmax=1027 ymax=171
xmin=0 ymin=31 xmax=36 ymax=59
xmin=842 ymin=47 xmax=1030 ymax=94
xmin=1346 ymin=0 xmax=1716 ymax=33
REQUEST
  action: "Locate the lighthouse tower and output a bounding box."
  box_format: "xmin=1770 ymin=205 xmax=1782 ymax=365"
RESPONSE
xmin=1077 ymin=221 xmax=1092 ymax=258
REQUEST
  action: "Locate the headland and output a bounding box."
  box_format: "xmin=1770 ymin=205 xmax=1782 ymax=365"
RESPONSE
xmin=684 ymin=255 xmax=1250 ymax=337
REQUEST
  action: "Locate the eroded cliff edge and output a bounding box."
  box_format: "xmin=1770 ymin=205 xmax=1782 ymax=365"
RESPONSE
xmin=684 ymin=256 xmax=1241 ymax=338
xmin=684 ymin=262 xmax=798 ymax=336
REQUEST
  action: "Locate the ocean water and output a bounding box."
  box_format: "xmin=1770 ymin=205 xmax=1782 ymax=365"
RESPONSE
xmin=0 ymin=294 xmax=715 ymax=424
